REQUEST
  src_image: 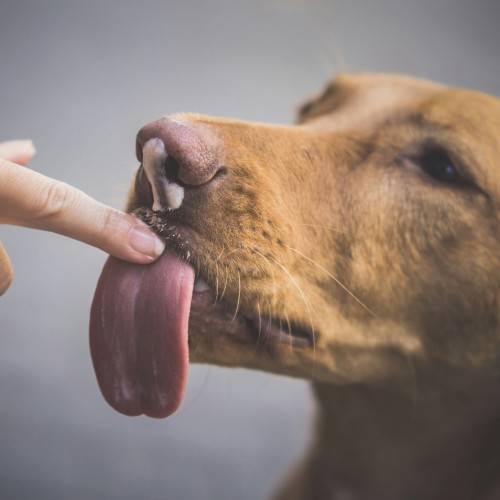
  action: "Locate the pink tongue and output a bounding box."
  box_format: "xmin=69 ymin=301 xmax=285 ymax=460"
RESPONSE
xmin=89 ymin=250 xmax=195 ymax=418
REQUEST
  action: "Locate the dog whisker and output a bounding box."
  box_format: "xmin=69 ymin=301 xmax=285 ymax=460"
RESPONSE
xmin=284 ymin=311 xmax=293 ymax=350
xmin=267 ymin=299 xmax=273 ymax=343
xmin=284 ymin=243 xmax=378 ymax=318
xmin=269 ymin=255 xmax=317 ymax=368
xmin=297 ymin=223 xmax=350 ymax=235
xmin=182 ymin=365 xmax=212 ymax=413
xmin=231 ymin=270 xmax=242 ymax=323
xmin=252 ymin=248 xmax=317 ymax=364
xmin=214 ymin=248 xmax=227 ymax=264
xmin=214 ymin=261 xmax=220 ymax=304
xmin=257 ymin=301 xmax=263 ymax=347
xmin=220 ymin=266 xmax=230 ymax=302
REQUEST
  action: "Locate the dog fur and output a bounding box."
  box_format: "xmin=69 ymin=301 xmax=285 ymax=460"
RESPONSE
xmin=129 ymin=73 xmax=500 ymax=500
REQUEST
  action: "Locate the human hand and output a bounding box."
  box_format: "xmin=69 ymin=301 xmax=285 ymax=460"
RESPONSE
xmin=0 ymin=140 xmax=165 ymax=295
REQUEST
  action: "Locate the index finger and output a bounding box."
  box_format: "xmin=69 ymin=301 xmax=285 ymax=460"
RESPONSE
xmin=0 ymin=159 xmax=165 ymax=263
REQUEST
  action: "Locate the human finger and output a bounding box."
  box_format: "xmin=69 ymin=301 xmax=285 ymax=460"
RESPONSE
xmin=0 ymin=140 xmax=36 ymax=166
xmin=0 ymin=159 xmax=165 ymax=263
xmin=0 ymin=243 xmax=13 ymax=296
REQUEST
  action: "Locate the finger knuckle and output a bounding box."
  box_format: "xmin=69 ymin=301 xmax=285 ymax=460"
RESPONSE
xmin=38 ymin=181 xmax=72 ymax=220
xmin=101 ymin=207 xmax=118 ymax=236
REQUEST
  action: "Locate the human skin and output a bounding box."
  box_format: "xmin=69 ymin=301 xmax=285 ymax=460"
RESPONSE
xmin=0 ymin=139 xmax=165 ymax=295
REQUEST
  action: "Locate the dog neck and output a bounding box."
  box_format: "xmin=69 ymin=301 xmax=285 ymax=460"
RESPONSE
xmin=277 ymin=366 xmax=500 ymax=500
xmin=314 ymin=368 xmax=500 ymax=500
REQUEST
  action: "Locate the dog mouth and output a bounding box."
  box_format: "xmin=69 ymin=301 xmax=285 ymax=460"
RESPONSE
xmin=89 ymin=208 xmax=313 ymax=420
xmin=132 ymin=206 xmax=314 ymax=351
xmin=88 ymin=138 xmax=313 ymax=420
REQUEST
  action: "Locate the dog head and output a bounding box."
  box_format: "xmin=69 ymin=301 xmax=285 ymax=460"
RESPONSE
xmin=90 ymin=73 xmax=500 ymax=417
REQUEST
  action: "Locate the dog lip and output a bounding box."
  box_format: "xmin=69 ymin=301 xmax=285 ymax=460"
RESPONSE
xmin=242 ymin=313 xmax=314 ymax=348
xmin=193 ymin=276 xmax=211 ymax=293
xmin=186 ymin=268 xmax=315 ymax=348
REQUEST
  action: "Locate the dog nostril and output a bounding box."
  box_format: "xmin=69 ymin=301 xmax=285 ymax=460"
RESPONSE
xmin=142 ymin=138 xmax=185 ymax=211
xmin=134 ymin=156 xmax=183 ymax=211
xmin=136 ymin=118 xmax=220 ymax=188
xmin=134 ymin=165 xmax=154 ymax=207
xmin=163 ymin=156 xmax=181 ymax=183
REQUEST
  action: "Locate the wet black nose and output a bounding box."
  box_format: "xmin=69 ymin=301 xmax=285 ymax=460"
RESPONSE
xmin=135 ymin=117 xmax=220 ymax=187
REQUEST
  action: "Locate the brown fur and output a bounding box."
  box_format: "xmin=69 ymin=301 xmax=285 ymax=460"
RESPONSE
xmin=129 ymin=73 xmax=500 ymax=500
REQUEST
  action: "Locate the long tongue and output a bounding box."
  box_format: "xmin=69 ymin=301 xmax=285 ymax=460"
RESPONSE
xmin=89 ymin=250 xmax=195 ymax=418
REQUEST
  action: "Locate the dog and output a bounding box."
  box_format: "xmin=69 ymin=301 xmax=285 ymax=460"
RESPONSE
xmin=90 ymin=73 xmax=500 ymax=500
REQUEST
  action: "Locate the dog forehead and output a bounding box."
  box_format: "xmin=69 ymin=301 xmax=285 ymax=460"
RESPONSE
xmin=304 ymin=74 xmax=500 ymax=199
xmin=299 ymin=73 xmax=444 ymax=130
xmin=332 ymin=72 xmax=444 ymax=97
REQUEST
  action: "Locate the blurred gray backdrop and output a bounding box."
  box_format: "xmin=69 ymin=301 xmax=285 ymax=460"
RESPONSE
xmin=1 ymin=0 xmax=499 ymax=499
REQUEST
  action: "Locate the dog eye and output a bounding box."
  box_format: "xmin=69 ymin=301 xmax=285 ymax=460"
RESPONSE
xmin=398 ymin=147 xmax=463 ymax=185
xmin=419 ymin=150 xmax=460 ymax=183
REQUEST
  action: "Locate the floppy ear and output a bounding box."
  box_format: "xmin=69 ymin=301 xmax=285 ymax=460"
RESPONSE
xmin=0 ymin=243 xmax=13 ymax=296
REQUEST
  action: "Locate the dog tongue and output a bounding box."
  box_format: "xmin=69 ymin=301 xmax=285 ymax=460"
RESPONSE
xmin=89 ymin=250 xmax=195 ymax=418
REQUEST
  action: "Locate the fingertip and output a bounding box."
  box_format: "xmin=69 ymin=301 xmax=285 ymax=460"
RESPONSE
xmin=0 ymin=139 xmax=36 ymax=166
xmin=128 ymin=223 xmax=166 ymax=261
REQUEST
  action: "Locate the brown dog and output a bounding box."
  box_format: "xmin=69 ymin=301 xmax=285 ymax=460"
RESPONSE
xmin=90 ymin=73 xmax=500 ymax=500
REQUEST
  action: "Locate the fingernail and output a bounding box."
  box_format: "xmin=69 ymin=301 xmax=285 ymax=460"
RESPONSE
xmin=129 ymin=225 xmax=165 ymax=258
xmin=26 ymin=140 xmax=36 ymax=156
xmin=19 ymin=139 xmax=36 ymax=155
xmin=0 ymin=139 xmax=36 ymax=158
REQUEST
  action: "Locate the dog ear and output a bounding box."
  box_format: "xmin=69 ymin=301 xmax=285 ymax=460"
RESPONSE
xmin=296 ymin=98 xmax=316 ymax=123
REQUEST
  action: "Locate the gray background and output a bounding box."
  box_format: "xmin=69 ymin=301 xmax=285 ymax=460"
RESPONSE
xmin=1 ymin=1 xmax=499 ymax=499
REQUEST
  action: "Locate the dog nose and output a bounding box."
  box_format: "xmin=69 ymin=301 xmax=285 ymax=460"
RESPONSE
xmin=134 ymin=117 xmax=220 ymax=211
